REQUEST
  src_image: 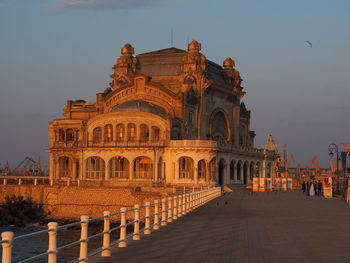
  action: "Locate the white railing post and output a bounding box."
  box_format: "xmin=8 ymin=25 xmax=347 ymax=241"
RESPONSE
xmin=190 ymin=192 xmax=193 ymax=211
xmin=153 ymin=200 xmax=160 ymax=230
xmin=186 ymin=194 xmax=190 ymax=214
xmin=50 ymin=179 xmax=54 ymax=186
xmin=18 ymin=178 xmax=22 ymax=185
xmin=145 ymin=202 xmax=151 ymax=235
xmin=67 ymin=178 xmax=71 ymax=186
xmin=119 ymin=207 xmax=127 ymax=247
xmin=1 ymin=232 xmax=14 ymax=263
xmin=79 ymin=215 xmax=89 ymax=263
xmin=182 ymin=194 xmax=186 ymax=215
xmin=34 ymin=178 xmax=38 ymax=186
xmin=133 ymin=205 xmax=140 ymax=240
xmin=47 ymin=222 xmax=58 ymax=263
xmin=177 ymin=195 xmax=182 ymax=218
xmin=102 ymin=210 xmax=111 ymax=257
xmin=3 ymin=178 xmax=7 ymax=185
xmin=167 ymin=197 xmax=173 ymax=223
xmin=173 ymin=196 xmax=178 ymax=220
xmin=161 ymin=199 xmax=167 ymax=226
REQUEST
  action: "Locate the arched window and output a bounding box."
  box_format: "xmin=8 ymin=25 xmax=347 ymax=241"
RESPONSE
xmin=198 ymin=159 xmax=206 ymax=179
xmin=59 ymin=129 xmax=65 ymax=142
xmin=104 ymin=124 xmax=113 ymax=142
xmin=86 ymin=157 xmax=105 ymax=179
xmin=250 ymin=162 xmax=255 ymax=180
xmin=140 ymin=124 xmax=149 ymax=142
xmin=127 ymin=123 xmax=136 ymax=141
xmin=210 ymin=111 xmax=229 ymax=144
xmin=267 ymin=163 xmax=272 ymax=178
xmin=179 ymin=157 xmax=194 ymax=179
xmin=116 ymin=124 xmax=125 ymax=142
xmin=209 ymin=158 xmax=217 ymax=181
xmin=157 ymin=157 xmax=163 ymax=180
xmin=237 ymin=161 xmax=242 ymax=181
xmin=66 ymin=129 xmax=74 ymax=141
xmin=255 ymin=162 xmax=261 ymax=177
xmin=151 ymin=126 xmax=160 ymax=141
xmin=58 ymin=156 xmax=70 ymax=177
xmin=109 ymin=157 xmax=129 ymax=178
xmin=230 ymin=160 xmax=235 ymax=181
xmin=93 ymin=127 xmax=102 ymax=143
xmin=133 ymin=157 xmax=153 ymax=179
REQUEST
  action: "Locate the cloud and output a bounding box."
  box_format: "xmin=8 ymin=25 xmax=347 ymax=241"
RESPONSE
xmin=58 ymin=0 xmax=170 ymax=10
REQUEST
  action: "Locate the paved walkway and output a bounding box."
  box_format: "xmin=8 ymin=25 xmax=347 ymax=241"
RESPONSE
xmin=91 ymin=190 xmax=350 ymax=263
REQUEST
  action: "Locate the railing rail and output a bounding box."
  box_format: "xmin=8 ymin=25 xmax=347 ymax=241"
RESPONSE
xmin=0 ymin=187 xmax=221 ymax=263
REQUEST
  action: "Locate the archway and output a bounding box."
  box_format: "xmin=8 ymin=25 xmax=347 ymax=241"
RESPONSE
xmin=209 ymin=158 xmax=217 ymax=183
xmin=218 ymin=159 xmax=227 ymax=185
xmin=230 ymin=160 xmax=235 ymax=183
xmin=133 ymin=156 xmax=153 ymax=179
xmin=178 ymin=157 xmax=194 ymax=180
xmin=243 ymin=162 xmax=248 ymax=185
xmin=237 ymin=161 xmax=242 ymax=182
xmin=86 ymin=156 xmax=105 ymax=179
xmin=109 ymin=156 xmax=129 ymax=178
xmin=58 ymin=156 xmax=73 ymax=178
xmin=250 ymin=162 xmax=255 ymax=180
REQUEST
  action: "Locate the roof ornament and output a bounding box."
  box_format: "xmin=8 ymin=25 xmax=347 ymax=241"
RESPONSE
xmin=187 ymin=40 xmax=201 ymax=53
xmin=223 ymin=57 xmax=244 ymax=96
xmin=110 ymin=43 xmax=138 ymax=89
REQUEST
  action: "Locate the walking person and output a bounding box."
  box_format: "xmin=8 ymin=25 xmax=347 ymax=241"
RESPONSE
xmin=309 ymin=181 xmax=315 ymax=196
xmin=302 ymin=181 xmax=306 ymax=193
xmin=318 ymin=181 xmax=323 ymax=196
xmin=306 ymin=181 xmax=310 ymax=196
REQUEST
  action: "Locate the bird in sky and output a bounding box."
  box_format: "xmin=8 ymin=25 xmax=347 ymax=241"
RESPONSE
xmin=305 ymin=40 xmax=313 ymax=48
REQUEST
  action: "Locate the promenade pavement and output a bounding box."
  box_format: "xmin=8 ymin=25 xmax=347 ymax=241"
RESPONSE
xmin=91 ymin=189 xmax=350 ymax=263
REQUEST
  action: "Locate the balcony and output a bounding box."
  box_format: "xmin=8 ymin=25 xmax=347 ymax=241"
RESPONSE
xmin=169 ymin=140 xmax=217 ymax=148
xmin=88 ymin=140 xmax=166 ymax=148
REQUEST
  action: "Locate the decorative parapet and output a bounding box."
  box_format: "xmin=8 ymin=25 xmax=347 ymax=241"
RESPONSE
xmin=169 ymin=140 xmax=217 ymax=148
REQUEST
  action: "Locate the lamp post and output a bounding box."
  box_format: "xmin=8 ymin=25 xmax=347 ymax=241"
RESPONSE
xmin=328 ymin=143 xmax=340 ymax=194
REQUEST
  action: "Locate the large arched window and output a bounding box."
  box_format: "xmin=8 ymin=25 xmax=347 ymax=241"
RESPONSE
xmin=93 ymin=127 xmax=102 ymax=143
xmin=58 ymin=129 xmax=65 ymax=142
xmin=151 ymin=126 xmax=160 ymax=141
xmin=210 ymin=111 xmax=229 ymax=144
xmin=133 ymin=157 xmax=153 ymax=179
xmin=58 ymin=156 xmax=71 ymax=177
xmin=66 ymin=129 xmax=74 ymax=141
xmin=230 ymin=160 xmax=235 ymax=181
xmin=104 ymin=124 xmax=113 ymax=142
xmin=86 ymin=157 xmax=105 ymax=179
xmin=116 ymin=124 xmax=125 ymax=142
xmin=198 ymin=159 xmax=207 ymax=179
xmin=140 ymin=124 xmax=149 ymax=142
xmin=209 ymin=158 xmax=217 ymax=181
xmin=267 ymin=163 xmax=272 ymax=178
xmin=179 ymin=157 xmax=194 ymax=179
xmin=127 ymin=123 xmax=136 ymax=141
xmin=109 ymin=157 xmax=129 ymax=178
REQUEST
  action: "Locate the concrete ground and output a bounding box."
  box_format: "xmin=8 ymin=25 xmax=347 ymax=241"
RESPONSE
xmin=91 ymin=189 xmax=350 ymax=263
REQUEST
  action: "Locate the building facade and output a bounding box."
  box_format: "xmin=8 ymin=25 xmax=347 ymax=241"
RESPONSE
xmin=48 ymin=41 xmax=278 ymax=187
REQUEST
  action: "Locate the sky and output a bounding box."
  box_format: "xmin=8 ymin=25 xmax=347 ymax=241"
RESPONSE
xmin=0 ymin=0 xmax=349 ymax=169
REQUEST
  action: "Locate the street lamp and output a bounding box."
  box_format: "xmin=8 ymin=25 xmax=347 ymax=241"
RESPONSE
xmin=328 ymin=143 xmax=340 ymax=194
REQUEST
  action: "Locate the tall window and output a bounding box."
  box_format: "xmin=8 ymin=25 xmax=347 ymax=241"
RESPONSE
xmin=93 ymin=127 xmax=102 ymax=143
xmin=209 ymin=158 xmax=216 ymax=181
xmin=58 ymin=156 xmax=70 ymax=177
xmin=151 ymin=126 xmax=160 ymax=141
xmin=104 ymin=124 xmax=113 ymax=142
xmin=179 ymin=157 xmax=194 ymax=179
xmin=109 ymin=157 xmax=129 ymax=178
xmin=198 ymin=159 xmax=206 ymax=179
xmin=127 ymin=123 xmax=136 ymax=141
xmin=140 ymin=124 xmax=149 ymax=142
xmin=86 ymin=157 xmax=105 ymax=179
xmin=133 ymin=157 xmax=153 ymax=179
xmin=66 ymin=129 xmax=74 ymax=141
xmin=116 ymin=124 xmax=125 ymax=141
xmin=58 ymin=129 xmax=65 ymax=142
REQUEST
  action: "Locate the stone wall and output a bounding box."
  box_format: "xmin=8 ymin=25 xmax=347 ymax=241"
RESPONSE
xmin=0 ymin=185 xmax=172 ymax=220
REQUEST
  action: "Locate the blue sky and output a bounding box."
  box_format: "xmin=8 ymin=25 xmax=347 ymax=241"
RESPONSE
xmin=0 ymin=0 xmax=349 ymax=169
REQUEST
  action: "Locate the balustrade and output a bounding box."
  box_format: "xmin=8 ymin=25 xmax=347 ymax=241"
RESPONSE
xmin=0 ymin=187 xmax=221 ymax=263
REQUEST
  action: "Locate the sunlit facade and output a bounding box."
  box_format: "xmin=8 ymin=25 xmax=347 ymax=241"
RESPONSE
xmin=48 ymin=41 xmax=278 ymax=187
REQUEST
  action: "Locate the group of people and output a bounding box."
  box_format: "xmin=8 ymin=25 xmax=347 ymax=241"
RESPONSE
xmin=302 ymin=181 xmax=323 ymax=196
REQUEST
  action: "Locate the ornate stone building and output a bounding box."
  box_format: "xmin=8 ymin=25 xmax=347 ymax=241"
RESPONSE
xmin=48 ymin=41 xmax=278 ymax=187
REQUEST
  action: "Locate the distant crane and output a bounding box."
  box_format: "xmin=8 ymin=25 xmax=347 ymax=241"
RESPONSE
xmin=13 ymin=157 xmax=42 ymax=176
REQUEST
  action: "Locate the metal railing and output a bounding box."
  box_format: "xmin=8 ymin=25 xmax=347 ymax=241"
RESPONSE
xmin=0 ymin=187 xmax=221 ymax=263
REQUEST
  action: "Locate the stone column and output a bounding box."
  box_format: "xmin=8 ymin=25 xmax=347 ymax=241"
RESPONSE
xmin=49 ymin=153 xmax=55 ymax=181
xmin=240 ymin=163 xmax=244 ymax=184
xmin=194 ymin=161 xmax=198 ymax=185
xmin=105 ymin=159 xmax=110 ymax=180
xmin=79 ymin=151 xmax=84 ymax=180
xmin=232 ymin=101 xmax=240 ymax=147
xmin=233 ymin=163 xmax=237 ymax=183
xmin=262 ymin=159 xmax=266 ymax=178
xmin=72 ymin=161 xmax=77 ymax=180
xmin=246 ymin=163 xmax=250 ymax=183
xmin=205 ymin=161 xmax=209 ymax=183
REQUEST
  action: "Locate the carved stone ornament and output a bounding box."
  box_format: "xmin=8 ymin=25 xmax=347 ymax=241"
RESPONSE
xmin=110 ymin=43 xmax=138 ymax=89
xmin=223 ymin=57 xmax=243 ymax=91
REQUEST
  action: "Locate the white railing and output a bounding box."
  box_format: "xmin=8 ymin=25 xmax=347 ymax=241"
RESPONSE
xmin=0 ymin=187 xmax=221 ymax=263
xmin=0 ymin=176 xmax=50 ymax=186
